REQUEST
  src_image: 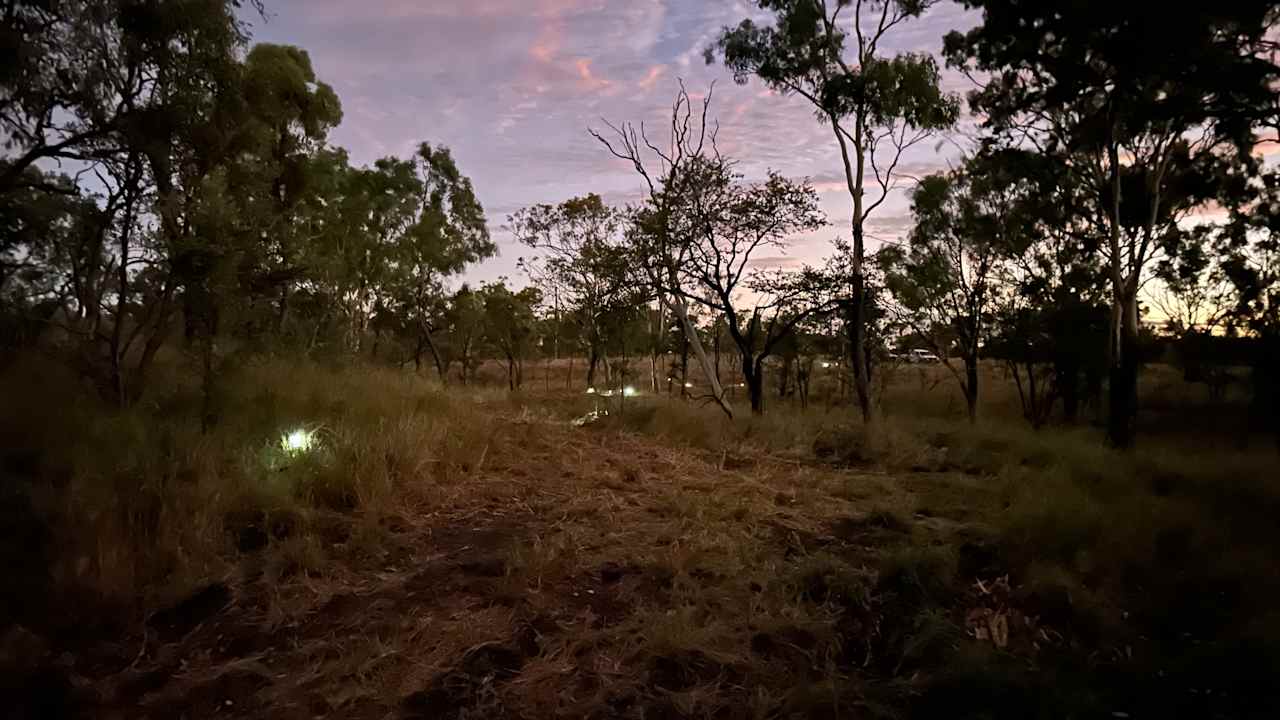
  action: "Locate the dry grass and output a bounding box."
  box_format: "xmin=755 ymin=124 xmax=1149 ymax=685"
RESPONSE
xmin=2 ymin=355 xmax=1279 ymax=719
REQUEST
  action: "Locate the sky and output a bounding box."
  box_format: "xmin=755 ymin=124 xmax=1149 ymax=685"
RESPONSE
xmin=246 ymin=0 xmax=983 ymax=286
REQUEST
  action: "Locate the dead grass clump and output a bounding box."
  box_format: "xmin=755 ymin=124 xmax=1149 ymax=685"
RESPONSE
xmin=786 ymin=552 xmax=875 ymax=609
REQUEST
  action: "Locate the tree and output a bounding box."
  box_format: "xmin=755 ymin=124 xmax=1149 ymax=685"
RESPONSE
xmin=709 ymin=0 xmax=959 ymax=422
xmin=511 ymin=194 xmax=639 ymax=388
xmin=945 ymin=0 xmax=1280 ymax=446
xmin=0 ymin=1 xmax=259 ymax=193
xmin=0 ymin=0 xmax=274 ymax=411
xmin=385 ymin=143 xmax=496 ymax=383
xmin=1202 ymin=168 xmax=1280 ymax=443
xmin=638 ymin=153 xmax=830 ymax=414
xmin=883 ymin=165 xmax=1005 ymax=423
xmin=237 ymin=43 xmax=343 ymax=336
xmin=480 ymin=282 xmax=541 ymax=391
xmin=444 ymin=284 xmax=486 ymax=384
xmin=591 ymin=84 xmax=737 ymax=417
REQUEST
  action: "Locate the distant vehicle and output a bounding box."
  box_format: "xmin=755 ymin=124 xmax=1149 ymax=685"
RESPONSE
xmin=890 ymin=349 xmax=941 ymax=363
xmin=910 ymin=349 xmax=941 ymax=363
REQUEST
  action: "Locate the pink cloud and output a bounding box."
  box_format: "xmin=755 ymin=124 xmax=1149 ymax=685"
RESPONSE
xmin=638 ymin=65 xmax=666 ymax=90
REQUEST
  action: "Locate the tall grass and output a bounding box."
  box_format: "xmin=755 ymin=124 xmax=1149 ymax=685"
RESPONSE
xmin=606 ymin=387 xmax=1280 ymax=714
xmin=0 ymin=355 xmax=496 ymax=620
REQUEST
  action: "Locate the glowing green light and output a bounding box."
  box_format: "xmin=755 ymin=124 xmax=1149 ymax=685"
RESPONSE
xmin=280 ymin=428 xmax=316 ymax=455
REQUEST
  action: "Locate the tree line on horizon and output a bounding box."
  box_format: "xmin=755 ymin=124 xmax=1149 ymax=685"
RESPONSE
xmin=2 ymin=0 xmax=1278 ymax=447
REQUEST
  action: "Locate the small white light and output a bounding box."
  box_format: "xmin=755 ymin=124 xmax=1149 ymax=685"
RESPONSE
xmin=822 ymin=362 xmax=830 ymax=368
xmin=586 ymin=387 xmax=597 ymax=394
xmin=280 ymin=428 xmax=316 ymax=455
xmin=623 ymin=385 xmax=638 ymax=397
xmin=683 ymin=382 xmax=693 ymax=388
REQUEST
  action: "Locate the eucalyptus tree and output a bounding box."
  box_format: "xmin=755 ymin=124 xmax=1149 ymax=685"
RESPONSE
xmin=0 ymin=0 xmax=273 ymax=409
xmin=0 ymin=0 xmax=262 ymax=193
xmin=644 ymin=155 xmax=830 ymax=414
xmin=445 ymin=284 xmax=486 ymax=384
xmin=511 ymin=194 xmax=639 ymax=388
xmin=384 ymin=143 xmax=495 ymax=383
xmin=709 ymin=0 xmax=960 ymax=422
xmin=480 ymin=282 xmax=542 ymax=391
xmin=945 ymin=0 xmax=1280 ymax=446
xmin=1195 ymin=167 xmax=1280 ymax=442
xmin=883 ymin=166 xmax=1005 ymax=423
xmin=592 ymin=84 xmax=737 ymax=417
xmin=237 ymin=43 xmax=343 ymax=334
xmin=972 ymin=147 xmax=1109 ymax=426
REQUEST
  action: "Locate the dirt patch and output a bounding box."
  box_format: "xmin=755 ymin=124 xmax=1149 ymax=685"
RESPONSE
xmin=147 ymin=583 xmax=233 ymax=642
xmin=143 ymin=665 xmax=274 ymax=719
xmin=402 ymin=642 xmax=528 ymax=719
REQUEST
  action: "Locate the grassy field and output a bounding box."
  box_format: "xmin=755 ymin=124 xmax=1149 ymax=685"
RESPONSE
xmin=1 ymin=356 xmax=1278 ymax=719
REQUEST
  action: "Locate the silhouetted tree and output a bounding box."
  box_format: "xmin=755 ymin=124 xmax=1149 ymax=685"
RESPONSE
xmin=710 ymin=0 xmax=959 ymax=422
xmin=946 ymin=0 xmax=1280 ymax=446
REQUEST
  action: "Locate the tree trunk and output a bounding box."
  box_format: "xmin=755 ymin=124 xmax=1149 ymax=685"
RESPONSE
xmin=109 ymin=178 xmax=136 ymax=408
xmin=1057 ymin=356 xmax=1080 ymax=423
xmin=276 ymin=284 xmax=290 ymax=335
xmin=845 ymin=296 xmax=872 ymax=423
xmin=422 ymin=326 xmax=448 ymax=385
xmin=746 ymin=356 xmax=765 ymax=415
xmin=680 ymin=335 xmax=690 ymax=399
xmin=667 ymin=294 xmax=732 ymax=418
xmin=713 ymin=320 xmax=721 ymax=383
xmin=587 ymin=347 xmax=600 ymax=389
xmin=650 ymin=301 xmax=664 ymax=392
xmin=829 ymin=108 xmax=872 ymax=424
xmin=1107 ymin=292 xmax=1140 ymax=448
xmin=797 ymin=359 xmax=811 ymax=410
xmin=964 ymin=354 xmax=979 ymax=424
xmin=1026 ymin=361 xmax=1041 ymax=427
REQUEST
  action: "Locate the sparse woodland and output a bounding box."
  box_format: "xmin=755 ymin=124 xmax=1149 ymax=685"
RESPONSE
xmin=3 ymin=1 xmax=1280 ymax=719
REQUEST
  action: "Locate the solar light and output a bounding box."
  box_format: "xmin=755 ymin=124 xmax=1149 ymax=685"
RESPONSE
xmin=279 ymin=428 xmax=317 ymax=456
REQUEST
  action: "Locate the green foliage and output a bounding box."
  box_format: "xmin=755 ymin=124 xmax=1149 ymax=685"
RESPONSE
xmin=479 ymin=281 xmax=543 ymax=389
xmin=711 ymin=1 xmax=957 ymax=131
xmin=0 ymin=2 xmax=496 ymax=404
xmin=512 ymin=194 xmax=640 ymax=364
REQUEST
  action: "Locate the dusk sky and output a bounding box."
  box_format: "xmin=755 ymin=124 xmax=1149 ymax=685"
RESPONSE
xmin=246 ymin=1 xmax=982 ymax=285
